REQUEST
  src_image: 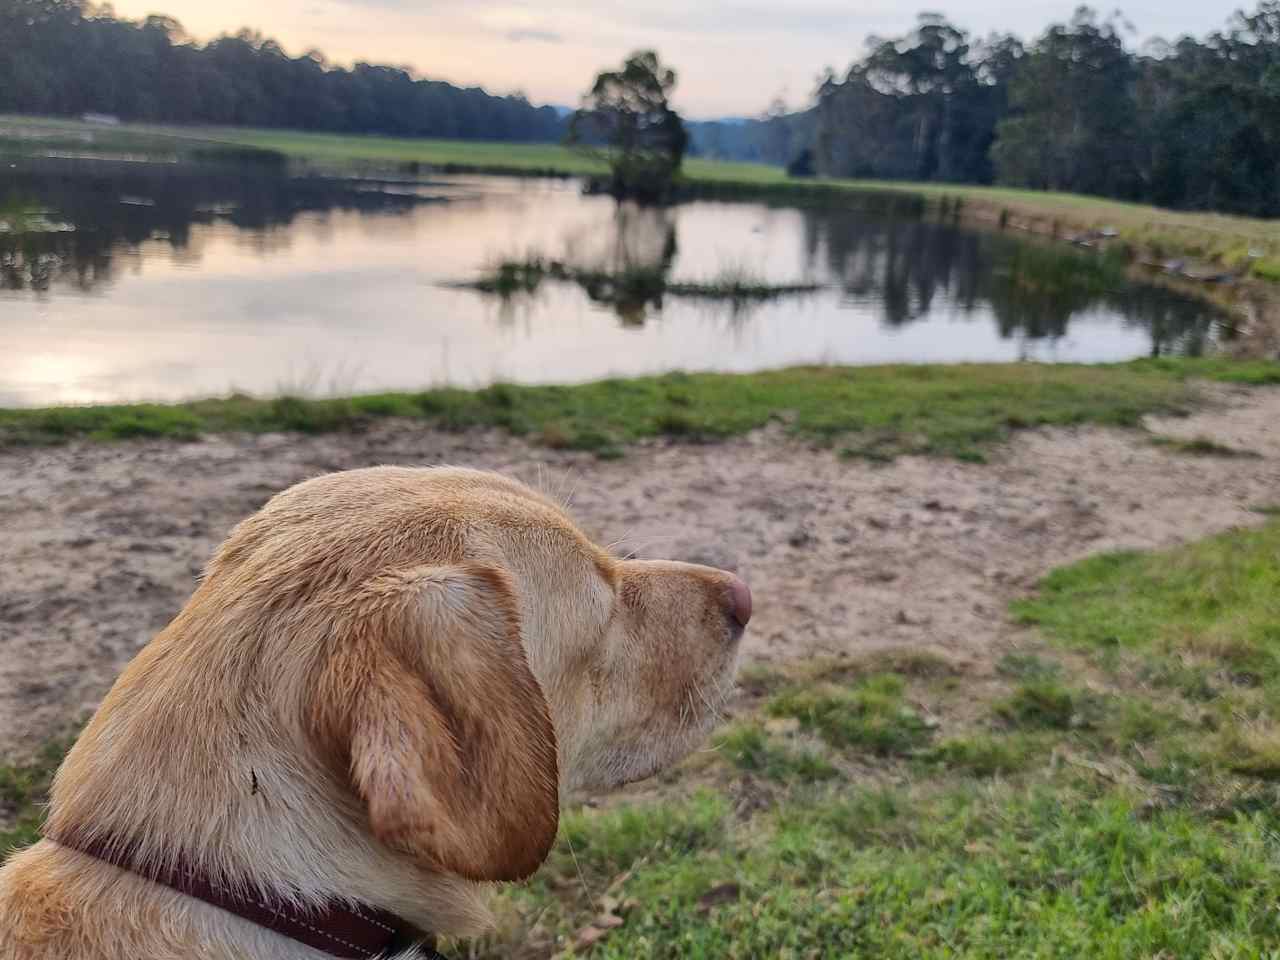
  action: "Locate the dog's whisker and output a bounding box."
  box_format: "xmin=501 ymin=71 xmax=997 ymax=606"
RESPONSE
xmin=561 ymin=467 xmax=583 ymax=512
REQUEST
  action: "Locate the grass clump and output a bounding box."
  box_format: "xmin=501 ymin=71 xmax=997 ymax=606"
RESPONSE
xmin=924 ymin=733 xmax=1045 ymax=776
xmin=766 ymin=674 xmax=932 ymax=756
xmin=713 ymin=723 xmax=838 ymax=782
xmin=996 ymin=651 xmax=1061 ymax=680
xmin=995 ymin=679 xmax=1079 ymax=730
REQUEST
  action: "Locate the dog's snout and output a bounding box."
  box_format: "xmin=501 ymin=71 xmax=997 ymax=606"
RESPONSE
xmin=725 ymin=575 xmax=752 ymax=629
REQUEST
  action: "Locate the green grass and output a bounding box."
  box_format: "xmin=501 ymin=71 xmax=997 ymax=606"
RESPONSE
xmin=923 ymin=733 xmax=1047 ymax=776
xmin=1013 ymin=519 xmax=1280 ymax=779
xmin=0 ymin=737 xmax=71 ymax=852
xmin=766 ymin=674 xmax=933 ymax=756
xmin=7 ymin=115 xmax=1280 ymax=282
xmin=7 ymin=358 xmax=1278 ymax=458
xmin=471 ymin=772 xmax=1280 ymax=957
xmin=995 ymin=679 xmax=1081 ymax=730
xmin=995 ymin=651 xmax=1062 ymax=681
xmin=712 ymin=723 xmax=838 ymax=783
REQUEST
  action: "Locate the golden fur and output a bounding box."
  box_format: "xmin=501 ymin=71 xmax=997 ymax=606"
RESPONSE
xmin=0 ymin=467 xmax=746 ymax=959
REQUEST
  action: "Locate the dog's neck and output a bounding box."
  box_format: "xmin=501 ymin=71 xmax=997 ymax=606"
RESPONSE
xmin=43 ymin=632 xmax=497 ymax=948
xmin=47 ymin=830 xmax=442 ymax=959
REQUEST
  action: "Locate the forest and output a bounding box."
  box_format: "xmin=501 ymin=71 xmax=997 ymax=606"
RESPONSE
xmin=5 ymin=0 xmax=1280 ymax=215
xmin=0 ymin=0 xmax=565 ymax=141
xmin=701 ymin=4 xmax=1280 ymax=217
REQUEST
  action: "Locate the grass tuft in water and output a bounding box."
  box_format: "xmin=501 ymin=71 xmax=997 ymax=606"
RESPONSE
xmin=457 ymin=257 xmax=822 ymax=306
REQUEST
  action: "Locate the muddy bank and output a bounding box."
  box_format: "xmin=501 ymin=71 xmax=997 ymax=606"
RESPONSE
xmin=2 ymin=384 xmax=1279 ymax=757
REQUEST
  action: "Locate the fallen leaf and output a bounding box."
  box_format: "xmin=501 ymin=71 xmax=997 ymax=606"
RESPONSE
xmin=572 ymin=925 xmax=607 ymax=951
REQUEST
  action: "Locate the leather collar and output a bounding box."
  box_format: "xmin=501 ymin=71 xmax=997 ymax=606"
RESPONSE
xmin=49 ymin=832 xmax=446 ymax=959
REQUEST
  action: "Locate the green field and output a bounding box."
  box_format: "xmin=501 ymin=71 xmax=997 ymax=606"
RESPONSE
xmin=5 ymin=359 xmax=1279 ymax=460
xmin=9 ymin=520 xmax=1280 ymax=955
xmin=4 ymin=114 xmax=1280 ymax=280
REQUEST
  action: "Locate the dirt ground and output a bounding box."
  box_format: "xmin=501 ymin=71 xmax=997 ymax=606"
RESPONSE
xmin=3 ymin=384 xmax=1279 ymax=759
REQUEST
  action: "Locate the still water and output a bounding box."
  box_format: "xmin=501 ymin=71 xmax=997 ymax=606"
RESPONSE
xmin=0 ymin=159 xmax=1228 ymax=407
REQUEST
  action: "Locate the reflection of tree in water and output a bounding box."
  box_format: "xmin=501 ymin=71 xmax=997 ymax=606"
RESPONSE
xmin=560 ymin=203 xmax=678 ymax=325
xmin=0 ymin=159 xmax=437 ymax=293
xmin=801 ymin=205 xmax=1228 ymax=354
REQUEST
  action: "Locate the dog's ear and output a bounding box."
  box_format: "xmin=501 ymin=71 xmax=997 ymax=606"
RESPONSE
xmin=315 ymin=564 xmax=559 ymax=882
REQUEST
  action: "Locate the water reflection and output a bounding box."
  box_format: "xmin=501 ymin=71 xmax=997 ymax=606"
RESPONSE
xmin=803 ymin=209 xmax=1220 ymax=356
xmin=1 ymin=159 xmax=440 ymax=291
xmin=0 ymin=159 xmax=1234 ymax=406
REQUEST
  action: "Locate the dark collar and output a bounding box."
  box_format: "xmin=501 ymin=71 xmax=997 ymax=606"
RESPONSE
xmin=49 ymin=832 xmax=447 ymax=960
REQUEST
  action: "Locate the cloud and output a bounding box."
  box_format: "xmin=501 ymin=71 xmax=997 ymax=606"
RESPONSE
xmin=506 ymin=28 xmax=564 ymax=43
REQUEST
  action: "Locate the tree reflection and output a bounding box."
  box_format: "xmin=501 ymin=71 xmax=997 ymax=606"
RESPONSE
xmin=0 ymin=158 xmax=434 ymax=293
xmin=800 ymin=205 xmax=1227 ymax=353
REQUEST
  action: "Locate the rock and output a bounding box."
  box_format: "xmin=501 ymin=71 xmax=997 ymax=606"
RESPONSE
xmin=788 ymin=527 xmax=813 ymax=548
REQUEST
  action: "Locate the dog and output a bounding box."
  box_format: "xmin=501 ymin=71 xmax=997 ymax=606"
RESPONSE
xmin=0 ymin=466 xmax=750 ymax=959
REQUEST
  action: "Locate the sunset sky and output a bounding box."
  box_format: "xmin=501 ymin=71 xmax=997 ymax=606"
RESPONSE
xmin=107 ymin=0 xmax=1241 ymax=118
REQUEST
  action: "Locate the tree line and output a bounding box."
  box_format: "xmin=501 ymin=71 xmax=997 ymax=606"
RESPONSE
xmin=809 ymin=4 xmax=1280 ymax=216
xmin=0 ymin=0 xmax=565 ymax=141
xmin=6 ymin=0 xmax=1280 ymax=216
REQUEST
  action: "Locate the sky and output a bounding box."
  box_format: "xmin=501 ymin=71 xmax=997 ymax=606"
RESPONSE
xmin=107 ymin=0 xmax=1242 ymax=118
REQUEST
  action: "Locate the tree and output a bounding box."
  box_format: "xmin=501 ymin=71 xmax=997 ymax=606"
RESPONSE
xmin=568 ymin=50 xmax=688 ymax=201
xmin=992 ymin=8 xmax=1138 ymax=197
xmin=813 ymin=15 xmax=1019 ymax=184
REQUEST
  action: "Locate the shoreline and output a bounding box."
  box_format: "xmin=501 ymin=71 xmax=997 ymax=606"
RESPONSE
xmin=4 ymin=359 xmax=1280 ymax=454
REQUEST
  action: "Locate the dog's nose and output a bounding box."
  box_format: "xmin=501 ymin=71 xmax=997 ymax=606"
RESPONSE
xmin=726 ymin=575 xmax=752 ymax=628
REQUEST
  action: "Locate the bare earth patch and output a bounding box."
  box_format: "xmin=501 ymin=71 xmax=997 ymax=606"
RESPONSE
xmin=2 ymin=385 xmax=1279 ymax=758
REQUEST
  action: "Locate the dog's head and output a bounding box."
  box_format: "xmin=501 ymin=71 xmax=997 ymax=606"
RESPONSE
xmin=182 ymin=467 xmax=748 ymax=885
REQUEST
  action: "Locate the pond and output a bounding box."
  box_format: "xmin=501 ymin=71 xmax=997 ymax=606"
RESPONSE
xmin=0 ymin=158 xmax=1231 ymax=407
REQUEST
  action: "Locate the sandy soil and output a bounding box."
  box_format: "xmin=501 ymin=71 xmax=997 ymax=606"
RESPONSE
xmin=3 ymin=384 xmax=1279 ymax=759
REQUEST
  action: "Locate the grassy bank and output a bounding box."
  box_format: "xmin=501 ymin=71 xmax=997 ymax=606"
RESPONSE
xmin=9 ymin=521 xmax=1280 ymax=954
xmin=4 ymin=360 xmax=1279 ymax=461
xmin=4 ymin=115 xmax=1280 ymax=284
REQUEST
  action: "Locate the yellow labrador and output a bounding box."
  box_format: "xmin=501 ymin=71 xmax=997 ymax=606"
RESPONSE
xmin=0 ymin=467 xmax=749 ymax=959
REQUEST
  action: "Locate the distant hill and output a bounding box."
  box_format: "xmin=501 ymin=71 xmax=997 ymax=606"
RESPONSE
xmin=686 ymin=112 xmax=816 ymax=168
